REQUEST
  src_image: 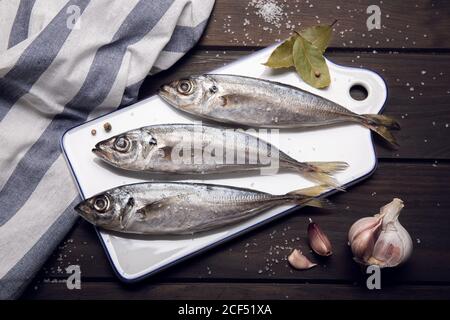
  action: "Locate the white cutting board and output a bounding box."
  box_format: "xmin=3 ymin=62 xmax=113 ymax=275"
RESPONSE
xmin=61 ymin=45 xmax=387 ymax=281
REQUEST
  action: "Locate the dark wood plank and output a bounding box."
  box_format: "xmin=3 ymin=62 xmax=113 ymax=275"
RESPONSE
xmin=20 ymin=0 xmax=450 ymax=301
xmin=34 ymin=162 xmax=450 ymax=284
xmin=139 ymin=49 xmax=450 ymax=159
xmin=22 ymin=281 xmax=450 ymax=300
xmin=200 ymin=0 xmax=450 ymax=49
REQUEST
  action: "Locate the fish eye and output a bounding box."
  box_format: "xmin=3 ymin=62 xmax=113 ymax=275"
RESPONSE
xmin=93 ymin=195 xmax=110 ymax=213
xmin=177 ymin=80 xmax=193 ymax=95
xmin=114 ymin=136 xmax=131 ymax=152
xmin=209 ymin=85 xmax=218 ymax=93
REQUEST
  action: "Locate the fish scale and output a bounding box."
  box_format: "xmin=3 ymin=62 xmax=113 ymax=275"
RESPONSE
xmin=158 ymin=74 xmax=400 ymax=147
xmin=92 ymin=123 xmax=348 ymax=188
xmin=75 ymin=182 xmax=330 ymax=235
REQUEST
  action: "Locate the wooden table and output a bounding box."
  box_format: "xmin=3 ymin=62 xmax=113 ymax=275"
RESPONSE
xmin=22 ymin=0 xmax=450 ymax=299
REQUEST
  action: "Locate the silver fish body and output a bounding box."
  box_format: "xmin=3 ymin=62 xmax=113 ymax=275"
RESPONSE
xmin=75 ymin=182 xmax=328 ymax=235
xmin=93 ymin=124 xmax=347 ymax=188
xmin=158 ymin=74 xmax=400 ymax=147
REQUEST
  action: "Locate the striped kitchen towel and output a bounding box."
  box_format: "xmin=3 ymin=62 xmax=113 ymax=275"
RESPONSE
xmin=0 ymin=0 xmax=214 ymax=299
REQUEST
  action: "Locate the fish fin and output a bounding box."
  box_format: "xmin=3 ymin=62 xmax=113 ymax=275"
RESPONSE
xmin=303 ymin=198 xmax=335 ymax=209
xmin=360 ymin=114 xmax=400 ymax=149
xmin=136 ymin=195 xmax=185 ymax=220
xmin=218 ymin=93 xmax=266 ymax=108
xmin=290 ymin=162 xmax=348 ymax=190
xmin=142 ymin=140 xmax=156 ymax=158
xmin=287 ymin=185 xmax=330 ymax=197
xmin=361 ymin=114 xmax=400 ymax=130
xmin=120 ymin=197 xmax=135 ymax=229
xmin=306 ymin=161 xmax=349 ymax=173
xmin=286 ymin=186 xmax=334 ymax=208
xmin=134 ymin=208 xmax=147 ymax=221
xmin=159 ymin=145 xmax=173 ymax=161
xmin=136 ymin=199 xmax=169 ymax=219
xmin=218 ymin=94 xmax=244 ymax=107
xmin=219 ymin=95 xmax=228 ymax=107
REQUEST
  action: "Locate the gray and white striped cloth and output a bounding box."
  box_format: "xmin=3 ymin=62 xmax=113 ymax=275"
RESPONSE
xmin=0 ymin=0 xmax=214 ymax=299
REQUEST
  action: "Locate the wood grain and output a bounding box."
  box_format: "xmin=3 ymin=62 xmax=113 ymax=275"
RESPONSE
xmin=139 ymin=49 xmax=450 ymax=159
xmin=22 ymin=0 xmax=450 ymax=299
xmin=199 ymin=0 xmax=450 ymax=49
xmin=22 ymin=282 xmax=450 ymax=300
xmin=29 ymin=162 xmax=450 ymax=285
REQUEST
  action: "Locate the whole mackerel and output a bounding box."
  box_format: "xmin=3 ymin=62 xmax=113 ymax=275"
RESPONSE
xmin=75 ymin=182 xmax=329 ymax=235
xmin=158 ymin=74 xmax=400 ymax=147
xmin=92 ymin=124 xmax=347 ymax=188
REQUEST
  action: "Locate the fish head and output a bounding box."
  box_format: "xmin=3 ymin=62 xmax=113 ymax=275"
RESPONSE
xmin=75 ymin=192 xmax=119 ymax=227
xmin=92 ymin=128 xmax=157 ymax=169
xmin=75 ymin=190 xmax=134 ymax=230
xmin=158 ymin=75 xmax=218 ymax=113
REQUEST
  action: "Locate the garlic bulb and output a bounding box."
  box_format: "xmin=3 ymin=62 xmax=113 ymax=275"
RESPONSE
xmin=307 ymin=218 xmax=332 ymax=256
xmin=288 ymin=249 xmax=317 ymax=270
xmin=348 ymin=198 xmax=413 ymax=268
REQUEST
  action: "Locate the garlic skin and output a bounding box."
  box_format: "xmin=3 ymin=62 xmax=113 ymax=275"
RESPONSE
xmin=348 ymin=198 xmax=413 ymax=268
xmin=348 ymin=216 xmax=383 ymax=263
xmin=288 ymin=249 xmax=317 ymax=270
xmin=308 ymin=218 xmax=332 ymax=256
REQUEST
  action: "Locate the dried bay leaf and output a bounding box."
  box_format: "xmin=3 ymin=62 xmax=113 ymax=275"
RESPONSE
xmin=293 ymin=35 xmax=330 ymax=88
xmin=263 ymin=35 xmax=297 ymax=68
xmin=264 ymin=21 xmax=335 ymax=88
xmin=300 ymin=20 xmax=336 ymax=53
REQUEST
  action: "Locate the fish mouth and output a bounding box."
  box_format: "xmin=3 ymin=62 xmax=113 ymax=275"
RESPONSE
xmin=157 ymin=85 xmax=175 ymax=104
xmin=158 ymin=85 xmax=170 ymax=94
xmin=74 ymin=202 xmax=83 ymax=213
xmin=92 ymin=143 xmax=111 ymax=162
xmin=74 ymin=202 xmax=89 ymax=217
xmin=92 ymin=147 xmax=104 ymax=157
xmin=74 ymin=202 xmax=96 ymax=224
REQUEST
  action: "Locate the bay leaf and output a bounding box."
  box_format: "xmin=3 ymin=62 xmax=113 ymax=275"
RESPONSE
xmin=300 ymin=21 xmax=336 ymax=53
xmin=263 ymin=35 xmax=297 ymax=68
xmin=293 ymin=35 xmax=330 ymax=88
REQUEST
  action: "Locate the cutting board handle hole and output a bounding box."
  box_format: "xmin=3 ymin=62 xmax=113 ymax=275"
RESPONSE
xmin=349 ymin=84 xmax=369 ymax=101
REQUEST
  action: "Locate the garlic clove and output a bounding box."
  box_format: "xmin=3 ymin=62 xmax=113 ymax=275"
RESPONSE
xmin=348 ymin=216 xmax=380 ymax=244
xmin=371 ymin=217 xmax=413 ymax=267
xmin=348 ymin=216 xmax=383 ymax=262
xmin=288 ymin=249 xmax=317 ymax=270
xmin=307 ymin=218 xmax=332 ymax=256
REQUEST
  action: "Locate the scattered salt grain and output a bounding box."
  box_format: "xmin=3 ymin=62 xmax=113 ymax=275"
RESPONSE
xmin=249 ymin=0 xmax=284 ymax=28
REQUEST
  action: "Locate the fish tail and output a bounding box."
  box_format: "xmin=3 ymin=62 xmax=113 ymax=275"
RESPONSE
xmin=290 ymin=161 xmax=348 ymax=190
xmin=286 ymin=185 xmax=334 ymax=208
xmin=360 ymin=114 xmax=400 ymax=149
